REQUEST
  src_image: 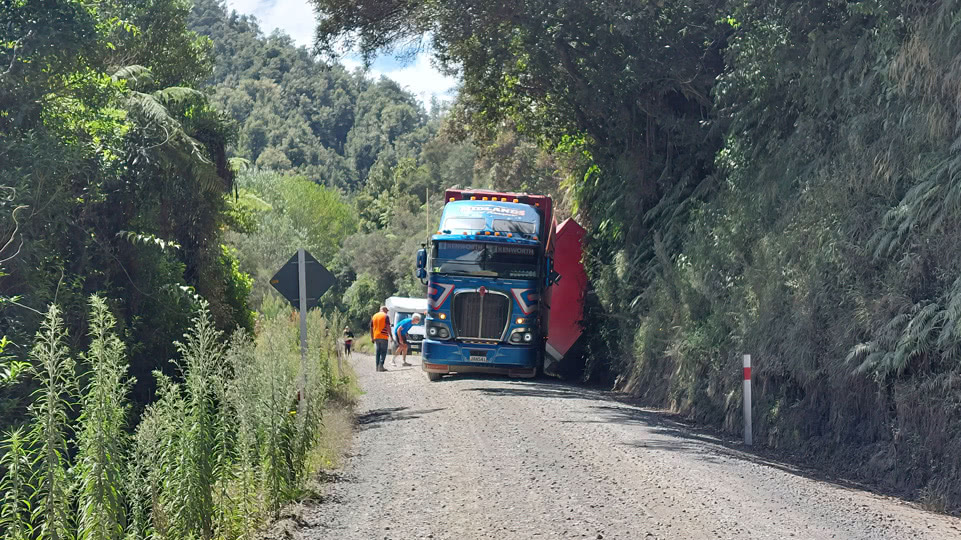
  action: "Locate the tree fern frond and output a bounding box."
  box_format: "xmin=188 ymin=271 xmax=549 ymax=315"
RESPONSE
xmin=116 ymin=231 xmax=181 ymax=252
xmin=190 ymin=160 xmax=224 ymax=193
xmin=154 ymin=86 xmax=205 ymax=105
xmin=846 ymin=342 xmax=877 ymax=363
xmin=111 ymin=65 xmax=153 ymax=89
xmin=228 ymin=157 xmax=251 ymax=173
xmin=125 ymin=91 xmax=177 ymax=128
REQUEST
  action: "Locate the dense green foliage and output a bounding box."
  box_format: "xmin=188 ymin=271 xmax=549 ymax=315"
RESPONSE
xmin=0 ymin=0 xmax=252 ymax=415
xmin=188 ymin=0 xmax=432 ymax=190
xmin=313 ymin=0 xmax=961 ymax=510
xmin=0 ymin=1 xmax=369 ymax=537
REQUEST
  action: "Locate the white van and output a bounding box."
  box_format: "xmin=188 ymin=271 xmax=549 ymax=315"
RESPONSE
xmin=385 ymin=296 xmax=428 ymax=353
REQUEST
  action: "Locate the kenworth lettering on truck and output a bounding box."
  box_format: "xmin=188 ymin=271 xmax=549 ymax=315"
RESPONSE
xmin=415 ymin=189 xmax=587 ymax=381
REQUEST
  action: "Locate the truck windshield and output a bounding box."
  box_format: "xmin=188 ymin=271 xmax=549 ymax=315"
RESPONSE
xmin=432 ymin=241 xmax=539 ymax=279
xmin=492 ymin=219 xmax=536 ymax=235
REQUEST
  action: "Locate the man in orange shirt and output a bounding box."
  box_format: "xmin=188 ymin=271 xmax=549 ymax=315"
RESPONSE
xmin=370 ymin=306 xmax=391 ymax=372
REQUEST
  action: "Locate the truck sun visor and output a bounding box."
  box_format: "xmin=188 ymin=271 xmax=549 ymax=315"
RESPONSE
xmin=443 ymin=217 xmax=486 ymax=231
xmin=440 ymin=201 xmax=541 ymax=237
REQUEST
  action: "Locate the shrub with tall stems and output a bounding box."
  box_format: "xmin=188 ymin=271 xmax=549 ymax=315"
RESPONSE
xmin=130 ymin=373 xmax=185 ymax=540
xmin=253 ymin=314 xmax=300 ymax=513
xmin=76 ymin=296 xmax=133 ymax=540
xmin=0 ymin=427 xmax=33 ymax=540
xmin=168 ymin=303 xmax=230 ymax=539
xmin=0 ymin=299 xmax=350 ymax=540
xmin=129 ymin=302 xmax=231 ymax=540
xmin=27 ymin=304 xmax=77 ymax=540
xmin=224 ymin=330 xmax=261 ymax=537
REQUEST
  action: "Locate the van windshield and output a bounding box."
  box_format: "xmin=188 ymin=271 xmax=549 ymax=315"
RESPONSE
xmin=432 ymin=241 xmax=539 ymax=279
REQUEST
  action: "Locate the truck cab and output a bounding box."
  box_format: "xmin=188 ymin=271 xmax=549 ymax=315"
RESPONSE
xmin=417 ymin=190 xmax=558 ymax=380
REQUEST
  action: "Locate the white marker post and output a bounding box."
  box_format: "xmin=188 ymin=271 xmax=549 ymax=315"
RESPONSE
xmin=743 ymin=354 xmax=752 ymax=446
xmin=298 ymin=249 xmax=308 ymax=400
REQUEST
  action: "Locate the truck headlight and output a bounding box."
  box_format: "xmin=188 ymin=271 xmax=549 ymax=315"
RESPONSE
xmin=509 ymin=328 xmax=534 ymax=344
xmin=427 ymin=322 xmax=450 ymax=340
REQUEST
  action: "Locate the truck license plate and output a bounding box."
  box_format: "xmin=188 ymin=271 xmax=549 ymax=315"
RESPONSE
xmin=469 ymin=354 xmax=488 ymax=363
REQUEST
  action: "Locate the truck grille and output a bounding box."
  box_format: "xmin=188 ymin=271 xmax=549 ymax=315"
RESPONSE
xmin=453 ymin=292 xmax=510 ymax=340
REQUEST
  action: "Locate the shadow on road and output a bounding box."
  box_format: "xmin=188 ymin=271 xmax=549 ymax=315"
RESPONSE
xmin=460 ymin=377 xmax=614 ymax=401
xmin=582 ymin=402 xmax=906 ymax=500
xmin=457 ymin=376 xmax=907 ymax=502
xmin=355 ymin=406 xmax=445 ymax=431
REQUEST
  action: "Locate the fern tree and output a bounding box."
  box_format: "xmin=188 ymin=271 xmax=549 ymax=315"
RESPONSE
xmin=27 ymin=305 xmax=77 ymax=540
xmin=76 ymin=296 xmax=133 ymax=540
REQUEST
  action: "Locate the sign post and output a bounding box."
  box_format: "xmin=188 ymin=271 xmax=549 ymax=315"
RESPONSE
xmin=270 ymin=250 xmax=337 ymax=401
xmin=298 ymin=249 xmax=308 ymax=395
xmin=743 ymin=354 xmax=753 ymax=446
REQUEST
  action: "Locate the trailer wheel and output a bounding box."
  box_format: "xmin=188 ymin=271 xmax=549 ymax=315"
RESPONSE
xmin=426 ymin=371 xmax=442 ymax=382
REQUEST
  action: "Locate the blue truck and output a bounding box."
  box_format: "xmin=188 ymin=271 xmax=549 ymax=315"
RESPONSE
xmin=416 ymin=189 xmax=565 ymax=381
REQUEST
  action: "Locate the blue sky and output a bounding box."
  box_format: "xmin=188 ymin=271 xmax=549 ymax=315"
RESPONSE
xmin=224 ymin=0 xmax=459 ymax=108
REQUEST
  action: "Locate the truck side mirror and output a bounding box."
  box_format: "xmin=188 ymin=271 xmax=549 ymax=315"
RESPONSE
xmin=416 ymin=248 xmax=427 ymax=270
xmin=416 ymin=248 xmax=428 ymax=284
xmin=550 ymin=270 xmax=562 ymax=285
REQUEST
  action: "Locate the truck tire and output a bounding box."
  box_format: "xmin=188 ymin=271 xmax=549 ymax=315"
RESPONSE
xmin=426 ymin=371 xmax=442 ymax=382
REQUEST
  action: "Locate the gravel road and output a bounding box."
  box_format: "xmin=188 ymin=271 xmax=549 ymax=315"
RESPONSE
xmin=284 ymin=353 xmax=961 ymax=540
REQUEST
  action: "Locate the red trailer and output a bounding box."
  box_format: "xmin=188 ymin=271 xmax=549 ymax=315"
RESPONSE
xmin=544 ymin=218 xmax=588 ymax=375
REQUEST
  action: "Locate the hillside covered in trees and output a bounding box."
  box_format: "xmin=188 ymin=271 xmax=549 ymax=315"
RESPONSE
xmin=311 ymin=0 xmax=961 ymax=511
xmin=185 ymin=0 xmax=565 ymax=328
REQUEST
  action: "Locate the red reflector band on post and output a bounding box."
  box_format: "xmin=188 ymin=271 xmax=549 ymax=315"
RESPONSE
xmin=743 ymin=367 xmax=752 ymax=380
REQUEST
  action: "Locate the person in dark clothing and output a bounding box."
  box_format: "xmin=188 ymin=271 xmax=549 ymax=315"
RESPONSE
xmin=343 ymin=326 xmax=354 ymax=357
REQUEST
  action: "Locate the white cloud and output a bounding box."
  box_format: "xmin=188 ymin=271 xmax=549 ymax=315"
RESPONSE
xmin=370 ymin=52 xmax=459 ymax=109
xmin=224 ymin=1 xmax=461 ymax=108
xmin=225 ymin=0 xmax=316 ymax=47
